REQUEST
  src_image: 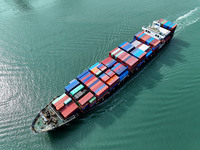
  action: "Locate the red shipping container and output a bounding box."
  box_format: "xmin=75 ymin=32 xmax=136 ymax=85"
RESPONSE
xmin=84 ymin=76 xmax=96 ymax=86
xmin=125 ymin=56 xmax=139 ymax=71
xmin=90 ymin=81 xmax=104 ymax=92
xmin=96 ymin=85 xmax=108 ymax=97
xmin=135 ymin=31 xmax=144 ymax=39
xmin=96 ymin=88 xmax=109 ymax=100
xmin=105 ymin=69 xmax=115 ymax=77
xmin=115 ymin=52 xmax=127 ymax=63
xmin=150 ymin=39 xmax=161 ymax=47
xmin=141 ymin=34 xmax=151 ymax=43
xmin=97 ymin=63 xmax=107 ymax=72
xmin=54 ymin=94 xmax=70 ymax=108
xmin=80 ymin=73 xmax=93 ymax=82
xmin=78 ymin=92 xmax=94 ymax=107
xmin=109 ymin=47 xmax=120 ymax=56
xmin=118 ymin=51 xmax=128 ymax=60
xmin=86 ymin=77 xmax=99 ymax=88
xmin=121 ymin=53 xmax=130 ymax=62
xmin=101 ymin=57 xmax=114 ymax=65
xmin=60 ymin=102 xmax=79 ymax=119
xmin=100 ymin=74 xmax=110 ymax=83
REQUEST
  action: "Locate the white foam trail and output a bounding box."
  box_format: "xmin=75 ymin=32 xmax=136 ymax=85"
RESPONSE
xmin=174 ymin=7 xmax=200 ymax=34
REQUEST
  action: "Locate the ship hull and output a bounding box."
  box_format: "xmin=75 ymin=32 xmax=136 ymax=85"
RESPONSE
xmin=31 ymin=35 xmax=173 ymax=133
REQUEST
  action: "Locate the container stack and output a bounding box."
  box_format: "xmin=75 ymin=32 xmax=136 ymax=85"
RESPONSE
xmin=89 ymin=63 xmax=102 ymax=76
xmin=60 ymin=102 xmax=79 ymax=119
xmin=134 ymin=31 xmax=161 ymax=51
xmin=88 ymin=62 xmax=107 ymax=77
xmin=99 ymin=71 xmax=120 ymax=91
xmin=52 ymin=93 xmax=79 ymax=119
xmin=99 ymin=73 xmax=110 ymax=83
xmin=131 ymin=40 xmax=153 ymax=59
xmin=118 ymin=41 xmax=129 ymax=48
xmin=109 ymin=47 xmax=139 ymax=71
xmin=52 ymin=93 xmax=72 ymax=111
xmin=121 ymin=43 xmax=135 ymax=53
xmin=106 ymin=75 xmax=120 ymax=90
xmin=159 ymin=19 xmax=177 ymax=31
xmin=101 ymin=57 xmax=117 ymax=68
xmin=65 ymin=79 xmax=88 ymax=101
xmin=77 ymin=71 xmax=109 ymax=101
xmin=78 ymin=92 xmax=96 ymax=109
xmin=130 ymin=48 xmax=147 ymax=66
xmin=111 ymin=62 xmax=129 ymax=81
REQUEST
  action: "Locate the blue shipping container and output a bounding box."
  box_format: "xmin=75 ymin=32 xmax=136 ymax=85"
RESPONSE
xmin=118 ymin=41 xmax=128 ymax=48
xmin=89 ymin=62 xmax=100 ymax=71
xmin=106 ymin=60 xmax=117 ymax=68
xmin=122 ymin=44 xmax=135 ymax=52
xmin=146 ymin=50 xmax=153 ymax=58
xmin=82 ymin=74 xmax=94 ymax=83
xmin=77 ymin=70 xmax=90 ymax=80
xmin=131 ymin=48 xmax=144 ymax=59
xmin=119 ymin=70 xmax=129 ymax=81
xmin=65 ymin=79 xmax=80 ymax=93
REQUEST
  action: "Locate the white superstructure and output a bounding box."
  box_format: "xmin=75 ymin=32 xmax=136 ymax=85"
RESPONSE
xmin=142 ymin=21 xmax=171 ymax=40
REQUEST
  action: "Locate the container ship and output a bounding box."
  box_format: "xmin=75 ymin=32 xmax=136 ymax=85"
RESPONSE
xmin=31 ymin=19 xmax=177 ymax=133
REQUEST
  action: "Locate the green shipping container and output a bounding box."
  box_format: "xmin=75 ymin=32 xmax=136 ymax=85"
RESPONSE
xmin=89 ymin=96 xmax=96 ymax=104
xmin=64 ymin=97 xmax=72 ymax=105
xmin=70 ymin=84 xmax=84 ymax=96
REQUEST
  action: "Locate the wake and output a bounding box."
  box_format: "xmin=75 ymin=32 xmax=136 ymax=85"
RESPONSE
xmin=174 ymin=7 xmax=200 ymax=35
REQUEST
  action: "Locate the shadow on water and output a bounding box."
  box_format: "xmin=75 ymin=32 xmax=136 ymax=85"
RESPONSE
xmin=47 ymin=37 xmax=189 ymax=149
xmin=5 ymin=0 xmax=32 ymax=12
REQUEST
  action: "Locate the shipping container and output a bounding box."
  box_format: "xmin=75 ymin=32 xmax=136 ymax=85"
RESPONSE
xmin=159 ymin=19 xmax=177 ymax=31
xmin=125 ymin=56 xmax=139 ymax=71
xmin=101 ymin=57 xmax=117 ymax=68
xmin=130 ymin=48 xmax=147 ymax=62
xmin=97 ymin=63 xmax=107 ymax=72
xmin=64 ymin=97 xmax=72 ymax=105
xmin=118 ymin=41 xmax=129 ymax=48
xmin=60 ymin=102 xmax=79 ymax=118
xmin=105 ymin=69 xmax=115 ymax=78
xmin=89 ymin=97 xmax=97 ymax=107
xmin=140 ymin=34 xmax=151 ymax=43
xmin=111 ymin=63 xmax=128 ymax=76
xmin=70 ymin=84 xmax=84 ymax=96
xmin=95 ymin=84 xmax=109 ymax=99
xmin=78 ymin=92 xmax=94 ymax=110
xmin=77 ymin=70 xmax=90 ymax=80
xmin=91 ymin=81 xmax=104 ymax=93
xmin=121 ymin=43 xmax=135 ymax=52
xmin=138 ymin=44 xmax=150 ymax=52
xmin=53 ymin=94 xmax=72 ymax=111
xmin=106 ymin=75 xmax=120 ymax=90
xmin=65 ymin=79 xmax=80 ymax=93
xmin=79 ymin=72 xmax=92 ymax=82
xmin=119 ymin=70 xmax=129 ymax=82
xmin=99 ymin=73 xmax=110 ymax=83
xmin=81 ymin=73 xmax=94 ymax=83
xmin=74 ymin=89 xmax=87 ymax=100
xmin=131 ymin=40 xmax=142 ymax=47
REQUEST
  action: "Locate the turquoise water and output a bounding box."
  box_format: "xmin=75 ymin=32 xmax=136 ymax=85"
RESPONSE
xmin=0 ymin=0 xmax=200 ymax=149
